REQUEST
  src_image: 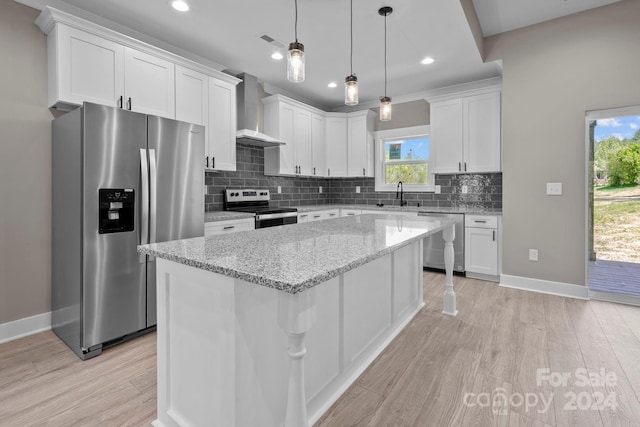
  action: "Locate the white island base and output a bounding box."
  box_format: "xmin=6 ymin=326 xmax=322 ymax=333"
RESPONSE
xmin=153 ymin=240 xmax=429 ymax=427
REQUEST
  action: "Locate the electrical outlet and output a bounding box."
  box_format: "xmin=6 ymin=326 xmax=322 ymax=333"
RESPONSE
xmin=461 ymin=185 xmax=468 ymax=194
xmin=546 ymin=182 xmax=562 ymax=195
xmin=529 ymin=249 xmax=539 ymax=261
xmin=356 ymin=186 xmax=361 ymax=193
xmin=277 ymin=186 xmax=281 ymax=194
xmin=435 ymin=185 xmax=441 ymax=194
xmin=319 ymin=186 xmax=323 ymax=194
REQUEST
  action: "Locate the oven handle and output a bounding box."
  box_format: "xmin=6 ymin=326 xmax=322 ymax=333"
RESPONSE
xmin=255 ymin=211 xmax=299 ymax=221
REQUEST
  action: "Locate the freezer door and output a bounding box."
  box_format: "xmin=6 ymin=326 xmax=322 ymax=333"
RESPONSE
xmin=146 ymin=116 xmax=205 ymax=326
xmin=82 ymin=103 xmax=148 ymax=351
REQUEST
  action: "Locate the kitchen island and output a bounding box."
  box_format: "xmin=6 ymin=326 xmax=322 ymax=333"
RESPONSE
xmin=138 ymin=214 xmax=458 ymax=427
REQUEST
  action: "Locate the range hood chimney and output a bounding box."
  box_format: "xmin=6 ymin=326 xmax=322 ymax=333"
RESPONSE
xmin=236 ymin=73 xmax=284 ymax=147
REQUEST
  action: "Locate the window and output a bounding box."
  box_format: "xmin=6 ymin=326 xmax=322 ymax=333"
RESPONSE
xmin=375 ymin=125 xmax=434 ymax=192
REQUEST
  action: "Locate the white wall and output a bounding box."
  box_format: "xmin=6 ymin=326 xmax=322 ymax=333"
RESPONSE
xmin=0 ymin=0 xmax=52 ymax=323
xmin=484 ymin=0 xmax=640 ymax=286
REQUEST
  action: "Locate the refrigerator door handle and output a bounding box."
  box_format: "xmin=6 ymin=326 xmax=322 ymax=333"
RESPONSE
xmin=148 ymin=148 xmax=158 ymax=262
xmin=139 ymin=148 xmax=149 ymax=263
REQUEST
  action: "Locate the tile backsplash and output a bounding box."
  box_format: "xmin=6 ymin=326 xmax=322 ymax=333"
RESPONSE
xmin=205 ymin=144 xmax=502 ymax=211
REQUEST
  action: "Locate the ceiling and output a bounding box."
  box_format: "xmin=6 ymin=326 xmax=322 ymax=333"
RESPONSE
xmin=18 ymin=0 xmax=621 ymax=111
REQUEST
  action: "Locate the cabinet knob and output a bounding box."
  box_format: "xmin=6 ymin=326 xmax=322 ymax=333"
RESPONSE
xmin=458 ymin=162 xmax=461 ymax=172
xmin=206 ymin=156 xmax=209 ymax=168
xmin=127 ymin=97 xmax=132 ymax=111
xmin=212 ymin=157 xmax=215 ymax=169
xmin=493 ymin=230 xmax=496 ymax=241
xmin=464 ymin=162 xmax=467 ymax=172
xmin=363 ymin=168 xmax=365 ymax=176
xmin=118 ymin=95 xmax=123 ymax=109
xmin=313 ymin=167 xmax=316 ymax=175
xmin=328 ymin=168 xmax=330 ymax=176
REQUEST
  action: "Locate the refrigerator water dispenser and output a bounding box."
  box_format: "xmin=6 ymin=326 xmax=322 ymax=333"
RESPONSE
xmin=99 ymin=189 xmax=134 ymax=233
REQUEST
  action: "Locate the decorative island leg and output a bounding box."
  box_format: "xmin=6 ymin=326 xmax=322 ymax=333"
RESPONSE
xmin=278 ymin=288 xmax=317 ymax=427
xmin=442 ymin=223 xmax=458 ymax=316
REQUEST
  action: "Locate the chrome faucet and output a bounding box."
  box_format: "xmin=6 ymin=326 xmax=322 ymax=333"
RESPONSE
xmin=396 ymin=181 xmax=407 ymax=206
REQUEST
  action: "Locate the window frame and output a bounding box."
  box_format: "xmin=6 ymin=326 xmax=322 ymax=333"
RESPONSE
xmin=374 ymin=125 xmax=434 ymax=192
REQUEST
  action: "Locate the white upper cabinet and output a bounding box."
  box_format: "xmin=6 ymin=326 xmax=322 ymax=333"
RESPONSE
xmin=264 ymin=95 xmax=325 ymax=177
xmin=311 ymin=113 xmax=326 ymax=177
xmin=264 ymin=100 xmax=296 ymax=175
xmin=48 ymin=24 xmax=124 ymax=109
xmin=175 ymin=65 xmax=208 ymax=126
xmin=325 ymin=116 xmax=348 ymax=177
xmin=295 ymin=108 xmax=313 ymax=175
xmin=347 ymin=110 xmax=375 ymax=177
xmin=208 ymin=78 xmax=238 ymax=171
xmin=124 ymin=48 xmax=175 ymax=119
xmin=464 ymin=92 xmax=501 ymax=173
xmin=431 ymin=89 xmax=501 ymax=173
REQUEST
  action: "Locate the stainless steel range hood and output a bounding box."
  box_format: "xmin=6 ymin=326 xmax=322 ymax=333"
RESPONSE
xmin=236 ymin=73 xmax=284 ymax=147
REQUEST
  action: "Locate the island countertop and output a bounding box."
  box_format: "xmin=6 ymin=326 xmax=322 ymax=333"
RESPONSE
xmin=138 ymin=213 xmax=457 ymax=294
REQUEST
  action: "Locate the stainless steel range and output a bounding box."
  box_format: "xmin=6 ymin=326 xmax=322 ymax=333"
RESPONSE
xmin=224 ymin=189 xmax=297 ymax=228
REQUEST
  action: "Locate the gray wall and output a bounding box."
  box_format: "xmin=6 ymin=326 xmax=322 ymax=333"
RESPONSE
xmin=484 ymin=0 xmax=640 ymax=286
xmin=0 ymin=0 xmax=52 ymax=324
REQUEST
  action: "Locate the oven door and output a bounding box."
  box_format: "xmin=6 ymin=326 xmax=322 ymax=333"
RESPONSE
xmin=255 ymin=212 xmax=298 ymax=228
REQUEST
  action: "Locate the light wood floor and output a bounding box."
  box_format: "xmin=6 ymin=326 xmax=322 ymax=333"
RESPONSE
xmin=2 ymin=272 xmax=640 ymax=426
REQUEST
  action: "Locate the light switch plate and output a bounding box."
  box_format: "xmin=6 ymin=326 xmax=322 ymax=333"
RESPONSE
xmin=277 ymin=186 xmax=281 ymax=194
xmin=319 ymin=186 xmax=323 ymax=194
xmin=356 ymin=186 xmax=361 ymax=194
xmin=461 ymin=185 xmax=468 ymax=194
xmin=546 ymin=182 xmax=562 ymax=195
xmin=529 ymin=249 xmax=539 ymax=261
xmin=435 ymin=185 xmax=441 ymax=194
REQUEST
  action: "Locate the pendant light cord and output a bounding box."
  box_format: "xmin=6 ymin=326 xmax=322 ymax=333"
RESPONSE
xmin=350 ymin=0 xmax=353 ymax=75
xmin=294 ymin=0 xmax=298 ymax=42
xmin=384 ymin=11 xmax=387 ymax=97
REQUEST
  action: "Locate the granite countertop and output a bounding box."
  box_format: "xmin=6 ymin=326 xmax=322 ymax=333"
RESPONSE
xmin=294 ymin=204 xmax=502 ymax=215
xmin=204 ymin=211 xmax=255 ymax=222
xmin=205 ymin=204 xmax=501 ymax=222
xmin=139 ymin=214 xmax=457 ymax=294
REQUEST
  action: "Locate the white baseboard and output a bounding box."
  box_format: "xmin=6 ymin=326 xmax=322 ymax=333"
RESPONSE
xmin=0 ymin=312 xmax=52 ymax=344
xmin=500 ymin=275 xmax=589 ymax=300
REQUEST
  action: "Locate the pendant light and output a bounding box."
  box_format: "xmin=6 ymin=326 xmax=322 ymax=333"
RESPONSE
xmin=379 ymin=6 xmax=392 ymax=121
xmin=344 ymin=0 xmax=358 ymax=106
xmin=287 ymin=0 xmax=305 ymax=82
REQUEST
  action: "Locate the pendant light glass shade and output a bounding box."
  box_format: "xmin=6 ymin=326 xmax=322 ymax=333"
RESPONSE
xmin=345 ymin=75 xmax=358 ymax=106
xmin=287 ymin=42 xmax=305 ymax=82
xmin=380 ymin=96 xmax=392 ymax=121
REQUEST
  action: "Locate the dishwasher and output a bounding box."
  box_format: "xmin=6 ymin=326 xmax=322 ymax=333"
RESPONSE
xmin=418 ymin=212 xmax=465 ymax=273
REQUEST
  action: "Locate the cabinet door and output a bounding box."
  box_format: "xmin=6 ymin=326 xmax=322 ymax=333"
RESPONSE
xmin=464 ymin=227 xmax=498 ymax=275
xmin=347 ymin=115 xmax=368 ymax=177
xmin=124 ymin=47 xmax=175 ymax=118
xmin=464 ymin=92 xmax=501 ymax=173
xmin=295 ymin=109 xmax=313 ymax=175
xmin=209 ymin=78 xmax=237 ymax=171
xmin=311 ymin=113 xmax=326 ymax=177
xmin=431 ymin=98 xmax=463 ymax=174
xmin=325 ymin=117 xmax=348 ymax=177
xmin=175 ymin=66 xmax=208 ymax=126
xmin=54 ymin=25 xmax=124 ymax=108
xmin=274 ymin=103 xmax=296 ymax=175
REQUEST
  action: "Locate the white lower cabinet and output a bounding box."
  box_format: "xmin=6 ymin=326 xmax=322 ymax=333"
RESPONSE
xmin=464 ymin=215 xmax=499 ymax=280
xmin=340 ymin=209 xmax=362 ymax=217
xmin=298 ymin=209 xmax=339 ymax=223
xmin=205 ymin=218 xmax=254 ymax=236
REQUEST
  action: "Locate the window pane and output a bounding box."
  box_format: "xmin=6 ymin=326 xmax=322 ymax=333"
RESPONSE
xmin=385 ymin=163 xmax=428 ymax=185
xmin=385 ymin=137 xmax=429 ymax=162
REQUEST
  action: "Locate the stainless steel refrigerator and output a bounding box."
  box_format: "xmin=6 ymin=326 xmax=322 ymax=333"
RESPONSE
xmin=52 ymin=102 xmax=204 ymax=360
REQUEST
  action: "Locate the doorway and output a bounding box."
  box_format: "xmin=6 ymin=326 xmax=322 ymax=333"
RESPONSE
xmin=586 ymin=107 xmax=640 ymax=305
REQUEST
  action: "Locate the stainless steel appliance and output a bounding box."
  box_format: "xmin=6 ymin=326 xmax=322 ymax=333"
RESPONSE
xmin=419 ymin=212 xmax=465 ymax=273
xmin=224 ymin=189 xmax=297 ymax=228
xmin=52 ymin=102 xmax=204 ymax=360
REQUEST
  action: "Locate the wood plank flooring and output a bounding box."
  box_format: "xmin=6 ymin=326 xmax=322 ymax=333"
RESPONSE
xmin=2 ymin=272 xmax=640 ymax=426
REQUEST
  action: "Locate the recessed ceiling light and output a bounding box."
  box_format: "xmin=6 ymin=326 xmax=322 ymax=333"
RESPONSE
xmin=171 ymin=0 xmax=189 ymax=12
xmin=421 ymin=56 xmax=435 ymax=65
xmin=271 ymin=52 xmax=284 ymax=60
xmin=328 ymin=82 xmax=337 ymax=88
